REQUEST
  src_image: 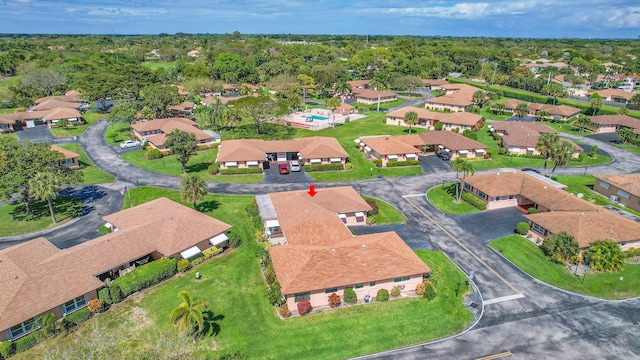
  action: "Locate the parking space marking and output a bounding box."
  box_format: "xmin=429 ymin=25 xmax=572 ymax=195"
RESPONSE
xmin=403 ymin=193 xmax=426 ymax=198
xmin=403 ymin=197 xmax=522 ymax=294
xmin=483 ymin=294 xmax=525 ymax=305
xmin=475 ymin=351 xmax=513 ymax=360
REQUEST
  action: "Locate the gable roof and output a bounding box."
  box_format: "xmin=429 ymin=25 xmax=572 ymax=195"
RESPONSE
xmin=592 ymin=174 xmax=640 ymax=197
xmin=422 ymin=79 xmax=449 ymax=86
xmin=416 ymin=131 xmax=487 ymax=151
xmin=131 ymin=118 xmax=213 ymax=147
xmin=492 ymin=121 xmax=557 ymax=148
xmin=360 ymin=136 xmax=422 ymax=156
xmin=426 ymin=95 xmax=474 ymax=107
xmin=352 ymin=88 xmax=397 ymax=99
xmin=41 ymin=108 xmax=81 ymax=121
xmin=216 ymin=137 xmax=348 ymax=163
xmin=589 ymin=115 xmax=640 ymax=130
xmin=34 ymin=94 xmax=82 ymax=105
xmin=50 ymin=144 xmax=79 ymax=160
xmin=386 ymin=107 xmax=482 ymax=126
xmin=592 ymin=88 xmax=635 ymax=100
xmin=32 ymin=100 xmax=80 ymax=111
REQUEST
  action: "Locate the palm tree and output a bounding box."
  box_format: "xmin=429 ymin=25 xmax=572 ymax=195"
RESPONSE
xmin=181 ymin=174 xmax=208 ymax=210
xmin=590 ymin=94 xmax=603 ymax=116
xmin=515 ymin=103 xmax=529 ymax=120
xmin=472 ymin=90 xmax=486 ymax=106
xmin=369 ymin=72 xmax=389 ymax=113
xmin=549 ymin=141 xmax=574 ymax=176
xmin=457 ymin=160 xmax=475 ymax=202
xmin=493 ymin=103 xmax=506 ymax=115
xmin=334 ymin=81 xmax=352 ymax=103
xmin=630 ymin=94 xmax=640 ymax=110
xmin=28 ymin=171 xmax=62 ymax=224
xmin=448 ymin=158 xmax=465 ymax=202
xmin=535 ymin=132 xmax=560 ymax=175
xmin=326 ymin=97 xmax=341 ymax=128
xmin=575 ymin=114 xmax=591 ymax=132
xmin=536 ymin=110 xmax=549 ymax=122
xmin=239 ymin=85 xmax=252 ymax=97
xmin=169 ymin=291 xmax=209 ymax=338
xmin=221 ymin=107 xmax=242 ymax=139
xmin=404 ymin=111 xmax=419 ymax=134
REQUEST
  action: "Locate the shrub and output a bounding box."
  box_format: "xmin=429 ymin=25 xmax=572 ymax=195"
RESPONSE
xmin=415 ymin=282 xmax=426 ymax=296
xmin=390 ymin=285 xmax=401 ymax=298
xmin=203 ymin=246 xmax=223 ymax=258
xmin=376 ymin=288 xmax=389 ymax=302
xmin=111 ymin=258 xmax=177 ymax=298
xmin=41 ymin=313 xmax=60 ymax=337
xmin=434 ymin=122 xmax=444 ymax=130
xmin=190 ymin=256 xmax=205 ymax=267
xmin=227 ymin=230 xmax=242 ymax=248
xmin=208 ymin=163 xmax=219 ymax=175
xmin=461 ymin=192 xmax=487 ymax=210
xmin=265 ymin=263 xmax=276 ymax=285
xmin=266 ymin=281 xmax=284 ymax=306
xmin=1 ymin=341 xmax=15 ymax=359
xmin=109 ymin=283 xmax=123 ymax=303
xmin=304 ymin=163 xmax=344 ymax=172
xmin=423 ymin=284 xmax=437 ymax=300
xmin=365 ymin=198 xmax=379 ymax=216
xmin=527 ymin=207 xmax=538 ymax=214
xmin=343 ymin=288 xmax=357 ymax=304
xmin=498 ymin=147 xmax=506 ymax=155
xmin=462 ymin=129 xmax=478 ymax=140
xmin=386 ymin=160 xmax=420 ymax=167
xmin=366 ymin=216 xmax=376 ymax=225
xmin=146 ymin=148 xmax=163 ymax=160
xmin=278 ymin=304 xmax=291 ymax=318
xmin=177 ymin=259 xmax=191 ymax=272
xmin=373 ymin=159 xmax=382 ymax=168
xmin=328 ymin=292 xmax=341 ymax=308
xmin=98 ymin=287 xmax=112 ymax=305
xmin=485 ymin=150 xmax=493 ymax=158
xmin=220 ymin=167 xmax=262 ymax=175
xmin=87 ymin=298 xmax=105 ymax=314
xmin=63 ymin=308 xmax=92 ymax=328
xmin=197 ymin=144 xmax=210 ymax=151
xmin=297 ymin=300 xmax=312 ymax=315
xmin=516 ymin=222 xmax=530 ymax=235
xmin=14 ymin=333 xmax=39 ymax=354
xmin=625 ymin=247 xmax=640 ymax=259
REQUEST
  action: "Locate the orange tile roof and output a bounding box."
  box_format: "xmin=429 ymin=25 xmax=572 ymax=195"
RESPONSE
xmin=50 ymin=144 xmax=79 ymax=160
xmin=217 ymin=137 xmax=347 ymax=163
xmin=347 ymin=80 xmax=370 ymax=88
xmin=592 ymin=174 xmax=640 ymax=197
xmin=422 ymin=79 xmax=449 ymax=86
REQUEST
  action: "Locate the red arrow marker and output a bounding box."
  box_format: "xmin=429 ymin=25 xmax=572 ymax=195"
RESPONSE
xmin=308 ymin=184 xmax=317 ymax=197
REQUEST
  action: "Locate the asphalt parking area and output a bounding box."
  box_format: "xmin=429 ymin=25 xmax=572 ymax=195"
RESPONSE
xmin=261 ymin=162 xmax=314 ymax=184
xmin=451 ymin=207 xmax=527 ymax=243
xmin=419 ymin=155 xmax=450 ymax=173
xmin=349 ymin=223 xmax=432 ymax=250
xmin=16 ymin=126 xmax=59 ymax=143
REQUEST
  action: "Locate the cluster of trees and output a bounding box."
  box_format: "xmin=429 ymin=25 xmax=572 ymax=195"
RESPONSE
xmin=542 ymin=231 xmax=627 ymax=272
xmin=535 ymin=133 xmax=576 ymax=176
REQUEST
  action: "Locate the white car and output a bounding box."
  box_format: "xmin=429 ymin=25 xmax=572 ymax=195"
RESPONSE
xmin=289 ymin=160 xmax=301 ymax=172
xmin=120 ymin=140 xmax=141 ymax=149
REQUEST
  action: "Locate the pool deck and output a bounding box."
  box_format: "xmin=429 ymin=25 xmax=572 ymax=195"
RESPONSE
xmin=283 ymin=108 xmax=367 ymax=131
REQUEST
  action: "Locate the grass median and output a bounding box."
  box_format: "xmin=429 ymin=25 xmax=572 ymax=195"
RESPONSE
xmin=427 ymin=184 xmax=479 ymax=214
xmin=57 ymin=143 xmax=115 ymax=184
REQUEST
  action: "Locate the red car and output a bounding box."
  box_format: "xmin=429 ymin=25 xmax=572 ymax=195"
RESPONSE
xmin=278 ymin=163 xmax=289 ymax=174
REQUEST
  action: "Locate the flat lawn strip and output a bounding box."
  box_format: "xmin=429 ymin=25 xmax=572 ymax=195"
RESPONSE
xmin=490 ymin=235 xmax=640 ymax=299
xmin=57 ymin=143 xmax=116 ymax=184
xmin=50 ymin=110 xmax=104 ymax=138
xmin=0 ymin=197 xmax=83 ymax=236
xmin=0 ymin=108 xmax=18 ymax=114
xmin=545 ymin=122 xmax=595 ymax=136
xmin=362 ymin=196 xmax=406 ymax=224
xmin=427 ymin=184 xmax=479 ymax=214
xmin=105 ymin=121 xmax=134 ymax=146
xmin=614 ymin=143 xmax=640 ymax=155
xmin=141 ymin=61 xmax=177 ymax=70
xmin=552 ymin=175 xmax=640 ymax=217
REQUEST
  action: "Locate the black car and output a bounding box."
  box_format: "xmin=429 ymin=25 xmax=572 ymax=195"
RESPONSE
xmin=436 ymin=151 xmax=451 ymax=161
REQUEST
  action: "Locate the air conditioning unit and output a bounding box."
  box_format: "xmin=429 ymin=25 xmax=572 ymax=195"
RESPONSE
xmin=609 ymin=195 xmax=619 ymax=202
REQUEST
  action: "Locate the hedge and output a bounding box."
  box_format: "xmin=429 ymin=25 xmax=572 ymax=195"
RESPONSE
xmin=516 ymin=222 xmax=530 ymax=235
xmin=98 ymin=287 xmax=112 ymax=305
xmin=386 ymin=160 xmax=419 ymax=167
xmin=63 ymin=308 xmax=92 ymax=327
xmin=461 ymin=191 xmax=487 ymax=210
xmin=111 ymin=258 xmax=177 ymax=298
xmin=13 ymin=333 xmax=38 ymax=354
xmin=220 ymin=167 xmax=263 ymax=175
xmin=0 ymin=341 xmax=15 ymax=359
xmin=146 ymin=148 xmax=163 ymax=160
xmin=304 ymin=163 xmax=344 ymax=172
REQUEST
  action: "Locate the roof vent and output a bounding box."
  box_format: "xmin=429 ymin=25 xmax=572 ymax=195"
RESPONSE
xmin=543 ymin=186 xmax=547 ymax=189
xmin=13 ymin=275 xmax=18 ymax=280
xmin=363 ymin=262 xmax=366 ymax=267
xmin=331 ymin=248 xmax=335 ymax=252
xmin=169 ymin=216 xmax=173 ymax=220
xmin=362 ymin=244 xmax=366 ymax=248
xmin=148 ymin=206 xmax=151 ymax=210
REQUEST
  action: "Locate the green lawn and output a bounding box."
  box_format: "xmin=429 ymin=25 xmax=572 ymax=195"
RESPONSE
xmin=427 ymin=184 xmax=479 ymax=214
xmin=490 ymin=235 xmax=640 ymax=299
xmin=363 ymin=196 xmax=406 ymax=224
xmin=50 ymin=110 xmax=104 ymax=137
xmin=551 ymin=175 xmax=640 ymax=217
xmin=0 ymin=108 xmax=17 ymax=114
xmin=614 ymin=142 xmax=640 ymax=155
xmin=0 ymin=197 xmax=83 ymax=236
xmin=105 ymin=121 xmax=133 ymax=146
xmin=57 ymin=143 xmax=115 ymax=184
xmin=141 ymin=61 xmax=177 ymax=70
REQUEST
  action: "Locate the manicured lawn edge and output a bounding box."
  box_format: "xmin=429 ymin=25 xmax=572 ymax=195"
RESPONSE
xmin=57 ymin=143 xmax=115 ymax=184
xmin=362 ymin=195 xmax=406 ymax=224
xmin=426 ymin=184 xmax=480 ymax=214
xmin=0 ymin=197 xmax=83 ymax=237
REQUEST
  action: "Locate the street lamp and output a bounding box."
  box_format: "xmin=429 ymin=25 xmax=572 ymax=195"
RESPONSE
xmin=370 ymin=167 xmax=373 ymax=177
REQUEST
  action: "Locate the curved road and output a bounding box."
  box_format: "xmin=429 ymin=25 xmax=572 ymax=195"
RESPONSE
xmin=6 ymin=118 xmax=640 ymax=359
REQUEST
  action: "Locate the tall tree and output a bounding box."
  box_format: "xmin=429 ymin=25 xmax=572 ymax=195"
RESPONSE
xmin=22 ymin=68 xmax=66 ymax=96
xmin=221 ymin=107 xmax=242 ymax=139
xmin=326 ymin=97 xmax=341 ymax=127
xmin=370 ymin=72 xmax=390 ymax=113
xmin=541 ymin=83 xmax=564 ymax=105
xmin=334 ymin=80 xmax=352 ymax=102
xmin=106 ymin=101 xmax=140 ymax=125
xmin=28 ymin=171 xmax=63 ymax=223
xmin=457 ymin=160 xmax=475 ymax=202
xmin=79 ymin=70 xmax=120 ymax=111
xmin=549 ymin=140 xmax=575 ymax=176
xmin=590 ymin=93 xmax=603 ymax=116
xmin=515 ymin=103 xmax=530 ymax=120
xmin=181 ymin=174 xmax=208 ymax=211
xmin=449 ymin=158 xmax=466 ymax=202
xmin=165 ymin=130 xmax=198 ymax=174
xmin=169 ymin=291 xmax=209 ymax=338
xmin=233 ymin=95 xmax=278 ymax=135
xmin=472 ymin=90 xmax=486 ymax=106
xmin=616 ymin=128 xmax=636 ymax=144
xmin=536 ymin=110 xmax=549 ymax=122
xmin=296 ymin=74 xmax=316 ymax=101
xmin=630 ymin=94 xmax=640 ymax=110
xmin=575 ymin=114 xmax=592 ymax=132
xmin=535 ymin=132 xmax=559 ymax=175
xmin=404 ymin=111 xmax=419 ymax=134
xmin=141 ymin=84 xmax=182 ymax=119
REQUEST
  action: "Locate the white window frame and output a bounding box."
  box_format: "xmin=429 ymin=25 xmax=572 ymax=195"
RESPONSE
xmin=7 ymin=317 xmax=39 ymax=340
xmin=599 ymin=181 xmax=610 ymax=190
xmin=294 ymin=292 xmax=311 ymax=302
xmin=62 ymin=294 xmax=88 ymax=316
xmin=532 ymin=223 xmax=546 ymax=235
xmin=616 ymin=189 xmax=631 ymax=199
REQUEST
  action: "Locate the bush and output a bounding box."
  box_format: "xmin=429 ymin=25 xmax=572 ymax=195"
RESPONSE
xmin=365 ymin=198 xmax=379 ymax=216
xmin=267 ymin=281 xmax=284 ymax=306
xmin=386 ymin=160 xmax=420 ymax=167
xmin=297 ymin=300 xmax=312 ymax=315
xmin=227 ymin=230 xmax=242 ymax=248
xmin=1 ymin=341 xmax=15 ymax=359
xmin=415 ymin=282 xmax=426 ymax=296
xmin=109 ymin=283 xmax=123 ymax=303
xmin=434 ymin=122 xmax=444 ymax=131
xmin=304 ymin=163 xmax=344 ymax=172
xmin=203 ymin=246 xmax=223 ymax=258
xmin=197 ymin=144 xmax=210 ymax=151
xmin=41 ymin=313 xmax=60 ymax=337
xmin=177 ymin=259 xmax=191 ymax=272
xmin=98 ymin=287 xmax=112 ymax=305
xmin=278 ymin=304 xmax=291 ymax=318
xmin=376 ymin=288 xmax=389 ymax=302
xmin=461 ymin=192 xmax=487 ymax=210
xmin=220 ymin=167 xmax=262 ymax=175
xmin=498 ymin=147 xmax=506 ymax=155
xmin=63 ymin=308 xmax=92 ymax=328
xmin=328 ymin=292 xmax=341 ymax=308
xmin=87 ymin=299 xmax=105 ymax=314
xmin=527 ymin=207 xmax=538 ymax=214
xmin=190 ymin=256 xmax=205 ymax=267
xmin=423 ymin=284 xmax=437 ymax=300
xmin=343 ymin=288 xmax=357 ymax=304
xmin=390 ymin=285 xmax=401 ymax=298
xmin=516 ymin=222 xmax=530 ymax=235
xmin=373 ymin=159 xmax=382 ymax=168
xmin=13 ymin=333 xmax=39 ymax=354
xmin=111 ymin=258 xmax=177 ymax=298
xmin=208 ymin=163 xmax=219 ymax=175
xmin=146 ymin=148 xmax=163 ymax=160
xmin=462 ymin=129 xmax=477 ymax=140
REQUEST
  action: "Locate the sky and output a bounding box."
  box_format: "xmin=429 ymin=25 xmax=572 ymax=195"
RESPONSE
xmin=0 ymin=0 xmax=639 ymax=38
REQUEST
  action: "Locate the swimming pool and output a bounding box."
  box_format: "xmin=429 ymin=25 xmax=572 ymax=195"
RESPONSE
xmin=304 ymin=115 xmax=329 ymax=121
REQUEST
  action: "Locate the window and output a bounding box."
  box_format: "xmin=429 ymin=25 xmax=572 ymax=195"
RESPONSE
xmin=9 ymin=317 xmax=37 ymax=340
xmin=508 ymin=195 xmax=515 ymax=200
xmin=324 ymin=287 xmax=338 ymax=294
xmin=370 ymin=282 xmax=376 ymax=288
xmin=294 ymin=292 xmax=310 ymax=302
xmin=355 ymin=283 xmax=364 ymax=289
xmin=62 ymin=295 xmax=87 ymax=315
xmin=617 ymin=189 xmax=631 ymax=199
xmin=532 ymin=223 xmax=546 ymax=235
xmin=599 ymin=181 xmax=610 ymax=190
xmin=494 ymin=196 xmax=501 ymax=202
xmin=61 ymin=159 xmax=74 ymax=165
xmin=464 ymin=183 xmax=473 ymax=191
xmin=394 ymin=276 xmax=410 ymax=283
xmin=477 ymin=191 xmax=488 ymax=201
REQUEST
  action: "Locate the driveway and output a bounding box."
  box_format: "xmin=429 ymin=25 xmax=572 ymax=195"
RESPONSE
xmin=452 ymin=207 xmax=527 ymax=243
xmin=261 ymin=161 xmax=314 ymax=184
xmin=419 ymin=155 xmax=451 ymax=174
xmin=16 ymin=126 xmax=73 ymax=144
xmin=505 ymin=115 xmax=536 ymax=122
xmin=349 ymin=223 xmax=432 ymax=250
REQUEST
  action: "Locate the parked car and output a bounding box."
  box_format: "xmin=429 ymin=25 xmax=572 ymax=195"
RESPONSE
xmin=120 ymin=140 xmax=141 ymax=149
xmin=278 ymin=163 xmax=289 ymax=174
xmin=289 ymin=160 xmax=301 ymax=172
xmin=436 ymin=151 xmax=451 ymax=161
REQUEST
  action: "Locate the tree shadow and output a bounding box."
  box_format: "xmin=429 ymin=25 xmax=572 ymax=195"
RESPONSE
xmin=186 ymin=162 xmax=211 ymax=173
xmin=201 ymin=310 xmax=224 ymax=337
xmin=198 ymin=200 xmax=220 ymax=213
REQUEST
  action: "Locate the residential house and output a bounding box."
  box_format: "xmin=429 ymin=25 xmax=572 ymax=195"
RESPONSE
xmin=386 ymin=107 xmax=483 ymax=132
xmin=347 ymin=80 xmax=370 ymax=89
xmin=168 ymin=101 xmax=195 ymax=117
xmin=130 ymin=117 xmax=219 ymax=150
xmin=31 ymin=100 xmax=82 ymax=112
xmin=262 ymin=186 xmax=431 ymax=310
xmin=422 ymin=79 xmax=449 ymax=91
xmin=216 ymin=137 xmax=348 ymax=170
xmin=499 ymin=99 xmax=581 ymax=121
xmin=588 ymin=114 xmax=640 ymax=134
xmin=592 ymin=174 xmax=640 ymax=212
xmin=34 ymin=94 xmax=83 ymax=105
xmin=357 ymin=136 xmax=422 ymax=166
xmin=0 ymin=197 xmax=231 ymax=342
xmin=491 ymin=121 xmax=582 ymax=157
xmin=424 ymin=83 xmax=479 ymax=112
xmin=352 ymin=88 xmax=397 ymax=105
xmin=591 ymin=88 xmax=635 ymax=104
xmin=0 ymin=108 xmax=82 ymax=130
xmin=51 ymin=145 xmax=80 ymax=167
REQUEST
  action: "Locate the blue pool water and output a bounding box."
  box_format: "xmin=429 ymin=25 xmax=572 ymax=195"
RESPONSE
xmin=304 ymin=115 xmax=329 ymax=121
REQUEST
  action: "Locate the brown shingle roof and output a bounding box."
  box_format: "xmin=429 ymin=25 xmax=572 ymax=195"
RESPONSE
xmin=592 ymin=174 xmax=640 ymax=198
xmin=50 ymin=144 xmax=79 ymax=160
xmin=131 ymin=118 xmax=212 ymax=147
xmin=360 ymin=136 xmax=422 ymax=156
xmin=592 ymin=88 xmax=635 ymax=100
xmin=492 ymin=121 xmax=557 ymax=148
xmin=34 ymin=95 xmax=82 ymax=105
xmin=216 ymin=137 xmax=348 ymax=163
xmin=426 ymin=95 xmax=474 ymax=107
xmin=41 ymin=108 xmax=81 ymax=121
xmin=353 ymin=88 xmax=397 ymax=99
xmin=32 ymin=100 xmax=80 ymax=111
xmin=416 ymin=131 xmax=487 ymax=151
xmin=589 ymin=115 xmax=640 ymax=130
xmin=422 ymin=79 xmax=449 ymax=86
xmin=347 ymin=80 xmax=370 ymax=88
